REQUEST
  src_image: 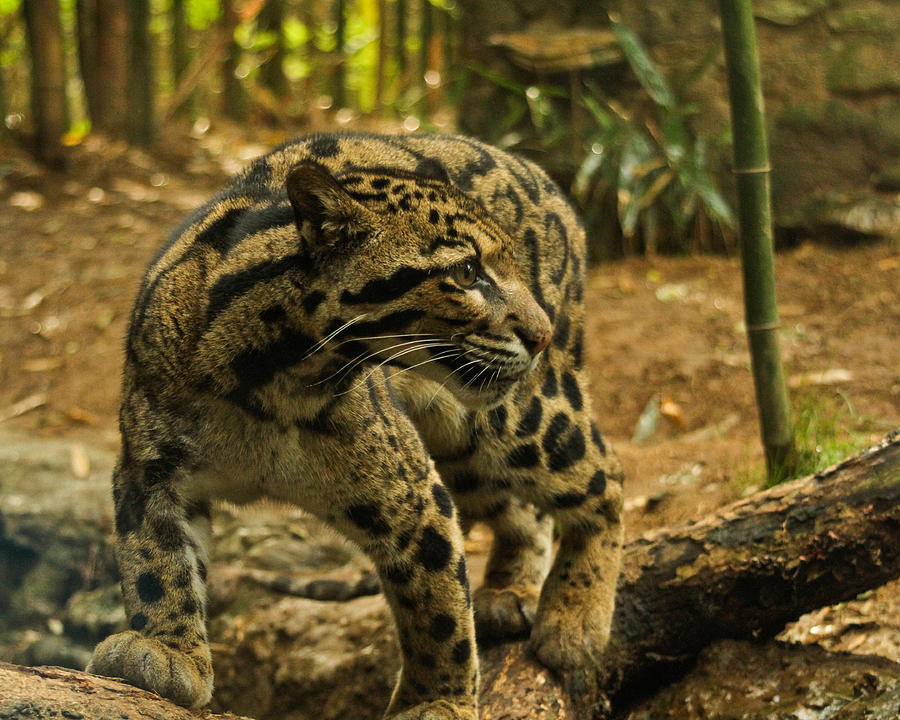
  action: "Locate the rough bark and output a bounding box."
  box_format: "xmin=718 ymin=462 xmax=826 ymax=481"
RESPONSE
xmin=0 ymin=662 xmax=253 ymax=720
xmin=601 ymin=431 xmax=900 ymax=707
xmin=77 ymin=0 xmax=128 ymax=135
xmin=22 ymin=0 xmax=67 ymax=166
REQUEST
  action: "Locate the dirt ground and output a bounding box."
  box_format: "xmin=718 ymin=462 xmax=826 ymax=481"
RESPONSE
xmin=1 ymin=129 xmax=899 ymax=675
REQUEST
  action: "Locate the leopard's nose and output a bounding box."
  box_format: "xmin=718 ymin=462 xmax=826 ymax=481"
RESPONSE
xmin=514 ymin=326 xmax=551 ymax=357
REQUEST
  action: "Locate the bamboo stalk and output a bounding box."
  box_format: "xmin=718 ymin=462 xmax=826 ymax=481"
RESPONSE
xmin=718 ymin=0 xmax=796 ymax=479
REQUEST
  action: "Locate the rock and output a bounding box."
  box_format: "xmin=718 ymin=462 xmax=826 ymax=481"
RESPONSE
xmin=0 ymin=427 xmax=118 ymax=635
xmin=754 ymin=0 xmax=829 ymax=26
xmin=826 ymin=2 xmax=900 ymax=34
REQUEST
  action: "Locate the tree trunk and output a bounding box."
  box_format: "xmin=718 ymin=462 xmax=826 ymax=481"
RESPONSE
xmin=171 ymin=0 xmax=192 ymax=116
xmin=333 ymin=0 xmax=347 ymax=108
xmin=395 ymin=0 xmax=408 ymax=95
xmin=126 ymin=0 xmax=154 ymax=144
xmin=22 ymin=0 xmax=67 ymax=166
xmin=599 ymin=431 xmax=900 ymax=709
xmin=222 ymin=0 xmax=248 ymax=120
xmin=258 ymin=0 xmax=287 ymax=99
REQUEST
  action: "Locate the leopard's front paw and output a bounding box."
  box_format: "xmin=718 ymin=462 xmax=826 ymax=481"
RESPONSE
xmin=474 ymin=585 xmax=539 ymax=640
xmin=387 ymin=700 xmax=478 ymax=720
xmin=87 ymin=630 xmax=213 ymax=708
xmin=529 ymin=601 xmax=610 ymax=674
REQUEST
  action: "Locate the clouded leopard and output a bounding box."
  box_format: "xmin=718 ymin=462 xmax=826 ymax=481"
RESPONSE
xmin=87 ymin=132 xmax=624 ymax=719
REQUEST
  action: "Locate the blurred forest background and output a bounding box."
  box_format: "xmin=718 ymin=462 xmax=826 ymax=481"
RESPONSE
xmin=2 ymin=0 xmax=898 ymax=259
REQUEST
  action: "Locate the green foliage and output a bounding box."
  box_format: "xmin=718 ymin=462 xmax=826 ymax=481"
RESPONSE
xmin=766 ymin=390 xmax=872 ymax=486
xmin=574 ymin=19 xmax=734 ymax=257
xmin=474 ymin=18 xmax=734 ymax=258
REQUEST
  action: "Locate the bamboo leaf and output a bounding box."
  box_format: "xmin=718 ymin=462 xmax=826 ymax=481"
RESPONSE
xmin=612 ymin=18 xmax=675 ymax=109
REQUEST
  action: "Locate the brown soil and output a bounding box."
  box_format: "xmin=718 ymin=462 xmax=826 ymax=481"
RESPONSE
xmin=1 ymin=129 xmax=898 ymax=670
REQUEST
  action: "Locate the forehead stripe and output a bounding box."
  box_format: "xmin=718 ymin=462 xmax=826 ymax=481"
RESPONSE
xmin=340 ymin=265 xmax=432 ymax=305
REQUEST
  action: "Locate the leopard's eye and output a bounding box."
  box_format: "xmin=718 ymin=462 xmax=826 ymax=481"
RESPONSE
xmin=454 ymin=259 xmax=478 ymax=287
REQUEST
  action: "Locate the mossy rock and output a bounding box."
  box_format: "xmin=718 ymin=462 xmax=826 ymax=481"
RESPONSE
xmin=827 ymin=39 xmax=900 ymax=94
xmin=826 ymin=1 xmax=899 ymax=34
xmin=754 ymin=0 xmax=829 ymax=26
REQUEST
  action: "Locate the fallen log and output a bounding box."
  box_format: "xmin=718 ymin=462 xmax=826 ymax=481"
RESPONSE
xmin=0 ymin=662 xmax=253 ymax=720
xmin=600 ymin=430 xmax=900 ymax=708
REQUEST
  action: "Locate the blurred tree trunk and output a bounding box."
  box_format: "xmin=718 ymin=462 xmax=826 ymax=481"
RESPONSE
xmin=77 ymin=0 xmax=128 ymax=136
xmin=258 ymin=0 xmax=288 ymax=98
xmin=395 ymin=0 xmax=408 ymax=94
xmin=333 ymin=0 xmax=347 ymax=108
xmin=171 ymin=0 xmax=192 ymax=116
xmin=22 ymin=0 xmax=67 ymax=165
xmin=375 ymin=0 xmax=386 ymax=109
xmin=127 ymin=0 xmax=154 ymax=144
xmin=222 ymin=0 xmax=248 ymax=120
xmin=419 ymin=0 xmax=431 ymax=90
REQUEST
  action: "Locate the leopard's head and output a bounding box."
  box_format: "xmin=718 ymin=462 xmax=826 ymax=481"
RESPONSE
xmin=287 ymin=161 xmax=551 ymax=407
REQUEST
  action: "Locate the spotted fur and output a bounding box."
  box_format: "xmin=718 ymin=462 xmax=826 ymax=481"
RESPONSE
xmin=87 ymin=133 xmax=624 ymax=719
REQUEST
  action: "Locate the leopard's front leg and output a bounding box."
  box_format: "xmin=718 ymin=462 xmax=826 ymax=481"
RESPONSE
xmin=295 ymin=377 xmax=479 ymax=720
xmin=87 ymin=443 xmax=213 ymax=708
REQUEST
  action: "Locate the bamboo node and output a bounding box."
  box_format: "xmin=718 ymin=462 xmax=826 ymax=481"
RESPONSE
xmin=747 ymin=320 xmax=781 ymax=332
xmin=732 ymin=165 xmax=772 ymax=175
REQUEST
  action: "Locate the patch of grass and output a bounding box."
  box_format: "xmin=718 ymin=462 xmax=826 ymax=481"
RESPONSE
xmin=734 ymin=390 xmax=875 ymax=492
xmin=767 ymin=390 xmax=874 ymax=487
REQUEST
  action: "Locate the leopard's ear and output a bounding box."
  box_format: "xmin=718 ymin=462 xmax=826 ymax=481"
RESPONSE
xmin=286 ymin=161 xmax=373 ymax=246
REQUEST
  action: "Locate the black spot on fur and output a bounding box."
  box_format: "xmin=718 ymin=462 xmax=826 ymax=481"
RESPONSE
xmin=396 ymin=528 xmax=415 ymax=552
xmin=552 ymin=491 xmax=586 ymax=508
xmin=589 ymin=469 xmax=607 ymax=495
xmin=542 ymin=413 xmax=570 ymax=454
xmin=429 ymin=208 xmax=441 ymax=225
xmin=194 ymin=206 xmax=244 ymax=253
xmin=416 ymin=526 xmax=452 ymax=572
xmin=308 ymin=134 xmax=340 ymax=158
xmin=150 ymin=515 xmax=185 ymax=552
xmin=488 ymin=405 xmax=508 ymax=435
xmin=562 ymin=372 xmax=583 ymax=411
xmin=429 ymin=613 xmax=457 ymax=641
xmin=136 ymin=572 xmax=165 ymax=604
xmin=590 ymin=422 xmax=606 ymax=454
xmin=259 ymin=305 xmax=286 ymax=324
xmin=451 ymin=473 xmax=480 ymax=493
xmin=347 ymin=504 xmax=391 ymax=536
xmin=542 ymin=368 xmax=558 ymax=397
xmin=553 ymin=314 xmax=570 ymax=349
xmin=143 ymin=443 xmax=187 ymax=488
xmin=182 ymin=598 xmax=197 ymax=615
xmin=550 ymin=427 xmax=586 ymax=472
xmin=130 ymin=613 xmax=148 ymax=630
xmin=571 ymin=331 xmax=584 ymax=369
xmin=456 ymin=556 xmax=471 ymax=606
xmin=385 ymin=563 xmax=413 ymax=585
xmin=515 ymin=396 xmax=543 ymax=437
xmin=507 ymin=443 xmax=540 ymax=468
xmin=415 ymin=157 xmax=451 ymax=183
xmin=302 ymin=290 xmax=326 ymax=314
xmin=432 ymin=484 xmax=454 ymax=518
xmin=452 ymin=638 xmax=471 ymax=664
